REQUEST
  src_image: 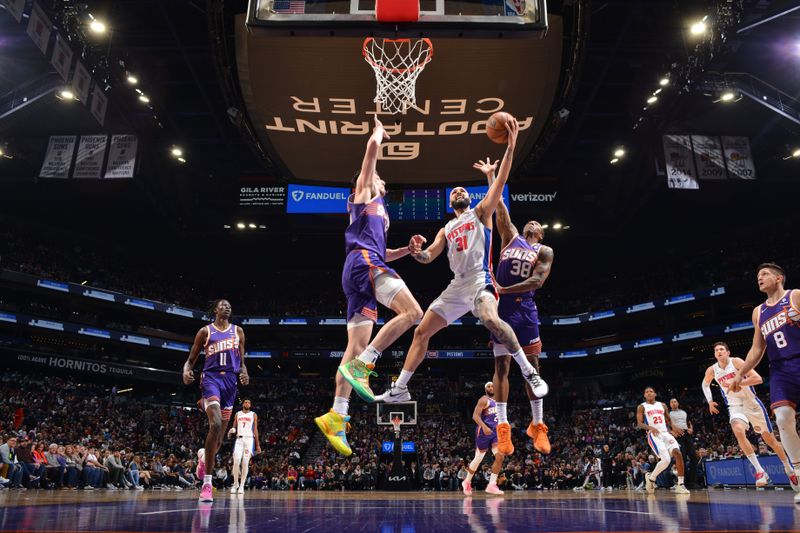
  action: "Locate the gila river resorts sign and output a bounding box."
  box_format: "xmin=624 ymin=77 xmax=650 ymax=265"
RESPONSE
xmin=235 ymin=15 xmax=563 ymax=183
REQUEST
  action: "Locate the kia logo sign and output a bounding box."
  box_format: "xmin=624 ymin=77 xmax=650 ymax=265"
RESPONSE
xmin=291 ymin=190 xmax=304 ymax=202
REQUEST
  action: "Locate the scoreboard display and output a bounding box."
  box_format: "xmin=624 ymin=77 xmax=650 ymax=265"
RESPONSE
xmin=384 ymin=189 xmax=445 ymax=221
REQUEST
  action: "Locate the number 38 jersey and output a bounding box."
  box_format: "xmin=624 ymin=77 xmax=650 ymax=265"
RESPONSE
xmin=445 ymin=209 xmax=492 ymax=278
xmin=496 ymin=236 xmax=542 ymax=301
xmin=758 ymin=290 xmax=800 ymax=364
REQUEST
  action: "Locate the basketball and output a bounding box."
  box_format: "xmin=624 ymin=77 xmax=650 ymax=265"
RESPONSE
xmin=486 ymin=112 xmax=514 ymax=144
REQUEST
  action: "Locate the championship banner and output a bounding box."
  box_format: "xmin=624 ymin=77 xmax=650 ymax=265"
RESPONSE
xmin=73 ymin=135 xmax=107 ymax=179
xmin=721 ymin=136 xmax=756 ymax=180
xmin=51 ymin=33 xmax=74 ymax=81
xmin=71 ymin=61 xmax=91 ymax=104
xmin=26 ymin=1 xmax=52 ymax=54
xmin=39 ymin=135 xmax=76 ymax=178
xmin=90 ymin=86 xmax=108 ymax=126
xmin=104 ymin=135 xmax=137 ymax=178
xmin=691 ymin=136 xmax=726 ymax=180
xmin=2 ymin=0 xmax=26 ymax=22
xmin=663 ymin=135 xmax=699 ymax=189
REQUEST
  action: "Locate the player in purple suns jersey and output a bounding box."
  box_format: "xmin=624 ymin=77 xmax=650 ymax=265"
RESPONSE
xmin=315 ymin=116 xmax=424 ymax=457
xmin=183 ymin=299 xmax=248 ymax=503
xmin=376 ymin=117 xmax=548 ymax=458
xmin=473 ymin=157 xmax=554 ymax=456
xmin=462 ymin=381 xmax=507 ymax=496
xmin=731 ymin=263 xmax=800 ymax=503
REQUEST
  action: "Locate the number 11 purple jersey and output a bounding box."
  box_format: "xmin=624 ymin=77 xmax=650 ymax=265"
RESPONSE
xmin=203 ymin=323 xmax=241 ymax=373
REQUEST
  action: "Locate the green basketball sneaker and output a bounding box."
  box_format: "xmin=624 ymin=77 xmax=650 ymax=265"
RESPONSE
xmin=338 ymin=359 xmax=378 ymax=403
xmin=314 ymin=410 xmax=352 ymax=457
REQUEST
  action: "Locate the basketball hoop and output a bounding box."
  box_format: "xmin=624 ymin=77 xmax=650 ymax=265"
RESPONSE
xmin=390 ymin=416 xmax=403 ymax=436
xmin=363 ymin=37 xmax=433 ymax=115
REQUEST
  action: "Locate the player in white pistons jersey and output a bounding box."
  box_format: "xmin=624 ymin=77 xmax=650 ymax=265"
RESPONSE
xmin=227 ymin=399 xmax=260 ymax=494
xmin=636 ymin=387 xmax=689 ymax=494
xmin=702 ymin=341 xmax=799 ymax=489
xmin=375 ymin=117 xmax=548 ymax=458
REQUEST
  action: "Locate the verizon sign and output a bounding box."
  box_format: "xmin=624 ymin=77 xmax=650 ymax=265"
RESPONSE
xmin=236 ymin=16 xmax=563 ymax=184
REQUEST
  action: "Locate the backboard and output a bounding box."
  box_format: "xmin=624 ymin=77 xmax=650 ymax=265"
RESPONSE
xmin=377 ymin=401 xmax=417 ymax=426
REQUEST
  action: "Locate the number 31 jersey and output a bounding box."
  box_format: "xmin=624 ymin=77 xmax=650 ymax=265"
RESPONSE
xmin=496 ymin=236 xmax=542 ymax=300
xmin=445 ymin=209 xmax=492 ymax=278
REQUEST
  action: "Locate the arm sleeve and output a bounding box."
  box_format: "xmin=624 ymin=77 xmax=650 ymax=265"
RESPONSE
xmin=701 ymin=380 xmax=713 ymax=403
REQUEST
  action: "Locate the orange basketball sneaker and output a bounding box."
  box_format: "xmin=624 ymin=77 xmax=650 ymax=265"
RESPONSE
xmin=496 ymin=422 xmax=514 ymax=455
xmin=526 ymin=422 xmax=552 ymax=454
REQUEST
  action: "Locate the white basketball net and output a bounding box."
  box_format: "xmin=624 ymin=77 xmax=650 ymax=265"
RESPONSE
xmin=363 ymin=38 xmax=433 ymax=114
xmin=391 ymin=417 xmax=403 ymax=435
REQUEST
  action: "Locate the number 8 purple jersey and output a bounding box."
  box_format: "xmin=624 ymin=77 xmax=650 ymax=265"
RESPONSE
xmin=203 ymin=323 xmax=241 ymax=373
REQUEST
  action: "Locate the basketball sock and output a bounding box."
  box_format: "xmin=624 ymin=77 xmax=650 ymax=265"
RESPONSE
xmin=395 ymin=370 xmax=413 ymax=389
xmin=356 ymin=345 xmax=381 ymax=366
xmin=774 ymin=406 xmax=800 ymax=469
xmin=531 ymin=399 xmax=543 ymax=425
xmin=496 ymin=402 xmax=508 ymax=424
xmin=746 ymin=453 xmax=764 ymax=473
xmin=677 ymin=476 xmax=684 ymax=485
xmin=332 ymin=396 xmax=349 ymax=416
xmin=489 ymin=473 xmax=498 ymax=485
xmin=511 ymin=349 xmax=535 ymax=375
xmin=467 ymin=453 xmax=484 ymax=481
xmin=204 ymin=475 xmax=212 ymax=485
xmin=650 ymin=456 xmax=670 ymax=478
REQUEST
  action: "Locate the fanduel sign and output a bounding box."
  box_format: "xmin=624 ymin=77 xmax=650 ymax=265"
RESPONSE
xmin=286 ymin=184 xmax=350 ymax=213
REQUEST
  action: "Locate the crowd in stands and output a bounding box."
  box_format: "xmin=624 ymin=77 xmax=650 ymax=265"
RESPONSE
xmin=2 ymin=219 xmax=799 ymax=317
xmin=0 ymin=367 xmax=785 ymax=493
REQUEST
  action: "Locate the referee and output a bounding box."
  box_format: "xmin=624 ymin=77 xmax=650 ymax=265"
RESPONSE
xmin=669 ymin=398 xmax=698 ymax=489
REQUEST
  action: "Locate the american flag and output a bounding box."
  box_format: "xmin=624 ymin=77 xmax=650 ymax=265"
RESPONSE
xmin=273 ymin=0 xmax=305 ymax=14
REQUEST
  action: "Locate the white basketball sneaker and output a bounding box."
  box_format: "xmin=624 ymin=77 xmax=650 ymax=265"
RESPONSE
xmin=230 ymin=483 xmax=238 ymax=493
xmin=645 ymin=474 xmax=655 ymax=494
xmin=375 ymin=383 xmax=411 ymax=403
xmin=523 ymin=368 xmax=549 ymax=398
xmin=673 ymin=484 xmax=690 ymax=495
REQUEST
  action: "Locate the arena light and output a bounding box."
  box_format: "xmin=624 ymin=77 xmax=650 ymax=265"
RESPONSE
xmin=659 ymin=77 xmax=670 ymax=86
xmin=690 ymin=17 xmax=708 ymax=35
xmin=138 ymin=94 xmax=150 ymax=103
xmin=714 ymin=90 xmax=741 ymax=104
xmin=116 ymin=387 xmax=132 ymax=394
xmin=89 ymin=19 xmax=107 ymax=34
xmin=541 ymin=224 xmax=549 ymax=229
xmin=57 ymin=89 xmax=75 ymax=101
xmin=236 ymin=222 xmax=246 ymax=229
xmin=720 ymin=91 xmax=735 ymax=102
xmin=794 ymin=148 xmax=800 ymax=158
xmin=223 ymin=224 xmax=232 ymax=229
xmin=552 ymin=223 xmax=563 ymax=230
xmin=171 ymin=147 xmax=183 ymax=157
xmin=647 ymin=96 xmax=658 ymax=104
xmin=126 ymin=74 xmax=138 ymax=85
xmin=177 ymin=157 xmax=186 ymax=164
xmin=613 ymin=147 xmax=625 ymax=158
xmin=562 ymin=225 xmax=571 ymax=230
xmin=653 ymin=88 xmax=662 ymax=95
xmin=248 ymin=223 xmax=257 ymax=229
xmin=610 ymin=158 xmax=619 ymax=165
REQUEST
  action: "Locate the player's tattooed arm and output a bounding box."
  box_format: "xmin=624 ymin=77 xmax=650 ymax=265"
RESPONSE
xmin=411 ymin=228 xmax=447 ymax=264
xmin=238 ymin=326 xmax=249 ymax=386
xmin=496 ymin=246 xmax=554 ymax=295
xmin=474 ymin=157 xmax=518 ymax=247
xmin=183 ymin=327 xmax=208 ymax=385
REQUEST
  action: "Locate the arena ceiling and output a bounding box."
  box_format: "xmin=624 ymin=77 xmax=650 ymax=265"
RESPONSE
xmin=0 ymin=0 xmax=798 ymax=239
